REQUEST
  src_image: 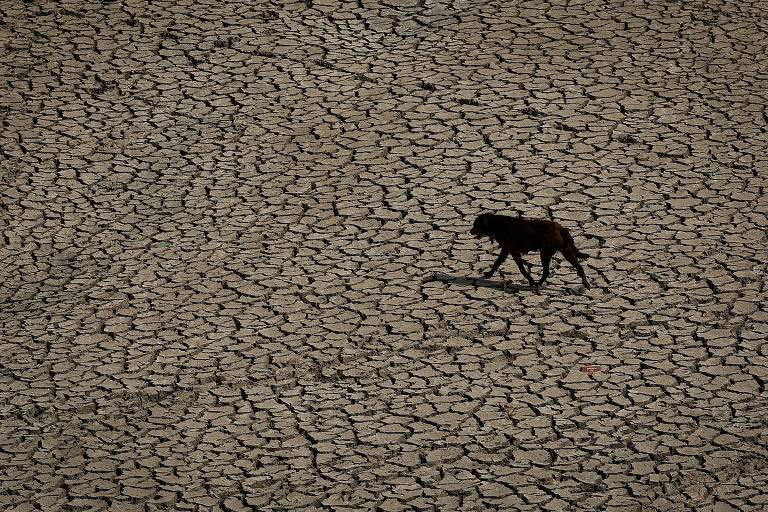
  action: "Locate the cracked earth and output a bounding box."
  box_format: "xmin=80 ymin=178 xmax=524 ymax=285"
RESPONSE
xmin=2 ymin=0 xmax=768 ymax=510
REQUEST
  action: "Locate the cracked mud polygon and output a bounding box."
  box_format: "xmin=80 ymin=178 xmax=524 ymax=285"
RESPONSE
xmin=1 ymin=0 xmax=767 ymax=510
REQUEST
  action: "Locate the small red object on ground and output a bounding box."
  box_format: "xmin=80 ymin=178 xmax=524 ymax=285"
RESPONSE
xmin=581 ymin=365 xmax=601 ymax=375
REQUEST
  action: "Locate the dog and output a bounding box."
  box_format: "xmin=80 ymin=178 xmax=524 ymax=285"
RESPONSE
xmin=470 ymin=213 xmax=590 ymax=288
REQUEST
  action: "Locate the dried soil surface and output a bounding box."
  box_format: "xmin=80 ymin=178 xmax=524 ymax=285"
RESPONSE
xmin=1 ymin=0 xmax=767 ymax=510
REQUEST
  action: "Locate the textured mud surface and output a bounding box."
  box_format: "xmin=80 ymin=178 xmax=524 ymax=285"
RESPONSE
xmin=2 ymin=0 xmax=768 ymax=510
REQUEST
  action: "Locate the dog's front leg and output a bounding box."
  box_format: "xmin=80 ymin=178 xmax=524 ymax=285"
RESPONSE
xmin=537 ymin=249 xmax=555 ymax=287
xmin=512 ymin=252 xmax=535 ymax=286
xmin=483 ymin=249 xmax=509 ymax=278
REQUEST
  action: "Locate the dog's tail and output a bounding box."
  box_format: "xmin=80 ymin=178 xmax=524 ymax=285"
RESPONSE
xmin=562 ymin=228 xmax=589 ymax=259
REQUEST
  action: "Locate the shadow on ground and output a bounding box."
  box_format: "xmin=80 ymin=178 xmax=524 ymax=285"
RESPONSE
xmin=426 ymin=272 xmax=537 ymax=291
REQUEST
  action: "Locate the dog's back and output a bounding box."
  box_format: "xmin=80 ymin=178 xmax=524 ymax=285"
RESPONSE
xmin=483 ymin=214 xmax=564 ymax=252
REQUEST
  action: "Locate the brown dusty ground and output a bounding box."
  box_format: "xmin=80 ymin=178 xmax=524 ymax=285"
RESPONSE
xmin=1 ymin=0 xmax=768 ymax=510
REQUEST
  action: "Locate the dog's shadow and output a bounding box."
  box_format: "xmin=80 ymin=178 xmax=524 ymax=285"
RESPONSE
xmin=425 ymin=272 xmax=537 ymax=291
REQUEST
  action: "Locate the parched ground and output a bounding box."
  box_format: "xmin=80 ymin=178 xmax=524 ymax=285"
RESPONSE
xmin=1 ymin=0 xmax=767 ymax=510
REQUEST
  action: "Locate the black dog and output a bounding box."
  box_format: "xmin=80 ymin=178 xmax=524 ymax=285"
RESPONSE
xmin=471 ymin=213 xmax=590 ymax=288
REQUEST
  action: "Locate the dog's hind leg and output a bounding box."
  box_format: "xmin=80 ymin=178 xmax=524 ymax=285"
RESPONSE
xmin=562 ymin=228 xmax=589 ymax=259
xmin=483 ymin=249 xmax=509 ymax=278
xmin=561 ymin=247 xmax=590 ymax=288
xmin=537 ymin=249 xmax=555 ymax=287
xmin=512 ymin=252 xmax=535 ymax=286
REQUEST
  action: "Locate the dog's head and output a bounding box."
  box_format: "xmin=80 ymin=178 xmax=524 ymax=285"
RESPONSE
xmin=470 ymin=213 xmax=493 ymax=239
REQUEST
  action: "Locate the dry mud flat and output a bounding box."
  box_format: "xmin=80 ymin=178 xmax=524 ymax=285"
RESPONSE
xmin=1 ymin=0 xmax=767 ymax=510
